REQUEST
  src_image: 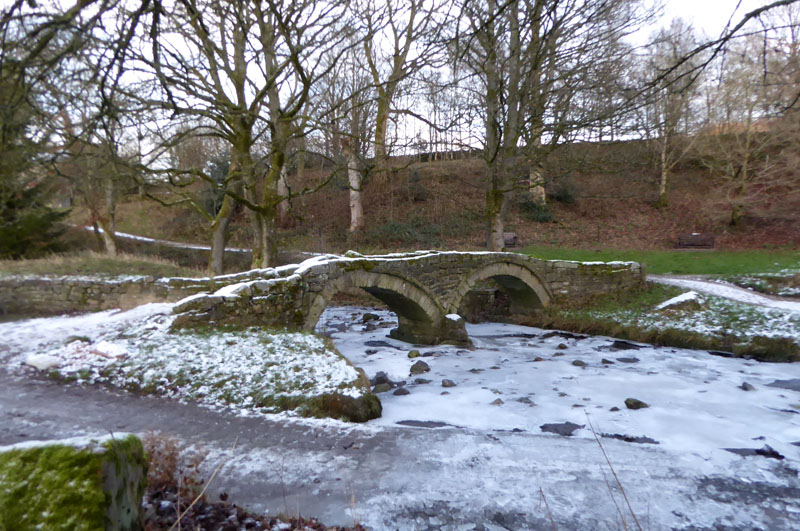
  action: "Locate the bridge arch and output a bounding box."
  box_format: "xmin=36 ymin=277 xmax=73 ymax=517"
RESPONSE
xmin=304 ymin=270 xmax=451 ymax=344
xmin=449 ymin=260 xmax=552 ymax=317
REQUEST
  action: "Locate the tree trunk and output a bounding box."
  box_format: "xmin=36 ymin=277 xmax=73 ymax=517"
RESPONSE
xmin=251 ymin=211 xmax=277 ymax=268
xmin=251 ymin=148 xmax=282 ymax=269
xmin=295 ymin=136 xmax=306 ymax=219
xmin=346 ymin=144 xmax=364 ymax=233
xmin=209 ymin=199 xmax=233 ymax=276
xmin=486 ymin=188 xmax=505 ymax=251
xmin=373 ymin=95 xmax=390 ymax=183
xmin=276 ymin=163 xmax=289 ymax=227
xmin=105 ymin=177 xmax=116 ymax=234
xmin=656 ymin=136 xmax=669 ymax=208
xmin=529 ymin=165 xmax=546 ymax=204
xmin=95 ymin=217 xmax=117 ymax=256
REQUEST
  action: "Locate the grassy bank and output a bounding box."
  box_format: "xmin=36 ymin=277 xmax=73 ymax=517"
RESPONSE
xmin=520 ymin=283 xmax=800 ymax=362
xmin=721 ymin=271 xmax=800 ymax=297
xmin=521 ymin=246 xmax=800 ymax=275
xmin=10 ymin=306 xmax=380 ymax=422
xmin=0 ymin=252 xmax=202 ymax=278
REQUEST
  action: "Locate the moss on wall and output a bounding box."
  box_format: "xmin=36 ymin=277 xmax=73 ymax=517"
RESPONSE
xmin=0 ymin=434 xmax=147 ymax=531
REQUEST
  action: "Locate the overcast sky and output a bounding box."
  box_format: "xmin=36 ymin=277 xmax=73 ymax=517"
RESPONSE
xmin=658 ymin=0 xmax=771 ymax=37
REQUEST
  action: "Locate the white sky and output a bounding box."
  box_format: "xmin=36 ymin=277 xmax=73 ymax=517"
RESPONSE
xmin=658 ymin=0 xmax=773 ymax=37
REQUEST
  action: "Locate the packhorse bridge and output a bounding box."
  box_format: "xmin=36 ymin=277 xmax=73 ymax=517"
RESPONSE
xmin=173 ymin=251 xmax=644 ymax=345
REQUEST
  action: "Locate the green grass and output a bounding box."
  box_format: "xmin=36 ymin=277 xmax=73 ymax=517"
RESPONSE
xmin=520 ymin=246 xmax=800 ymax=275
xmin=0 ymin=252 xmax=202 ymax=278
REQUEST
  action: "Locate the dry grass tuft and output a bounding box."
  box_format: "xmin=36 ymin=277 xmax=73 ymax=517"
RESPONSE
xmin=0 ymin=251 xmax=202 ymax=278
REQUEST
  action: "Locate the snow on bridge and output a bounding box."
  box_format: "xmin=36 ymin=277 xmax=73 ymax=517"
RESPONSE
xmin=173 ymin=250 xmax=644 ymax=345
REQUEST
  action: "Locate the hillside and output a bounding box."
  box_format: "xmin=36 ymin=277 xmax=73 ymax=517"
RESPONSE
xmin=74 ymin=139 xmax=800 ymax=259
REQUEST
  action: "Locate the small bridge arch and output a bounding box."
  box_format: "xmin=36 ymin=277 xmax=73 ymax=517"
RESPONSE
xmin=305 ymin=270 xmax=466 ymax=345
xmin=449 ymin=260 xmax=552 ymax=317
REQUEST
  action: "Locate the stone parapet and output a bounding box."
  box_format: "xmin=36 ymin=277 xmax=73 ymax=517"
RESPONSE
xmin=0 ymin=275 xmax=209 ymax=317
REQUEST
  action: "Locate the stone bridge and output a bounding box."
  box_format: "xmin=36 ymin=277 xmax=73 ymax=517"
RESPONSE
xmin=173 ymin=251 xmax=644 ymax=345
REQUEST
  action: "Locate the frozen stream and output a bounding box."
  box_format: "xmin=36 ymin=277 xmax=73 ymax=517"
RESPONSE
xmin=321 ymin=307 xmax=800 ymax=454
xmin=314 ymin=305 xmax=800 ymax=529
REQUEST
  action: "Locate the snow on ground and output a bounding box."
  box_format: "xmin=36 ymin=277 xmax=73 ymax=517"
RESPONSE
xmin=87 ymin=226 xmax=250 ymax=253
xmin=655 ymin=290 xmax=701 ymax=309
xmin=650 ymin=275 xmax=800 ymax=313
xmin=0 ymin=305 xmax=363 ymax=415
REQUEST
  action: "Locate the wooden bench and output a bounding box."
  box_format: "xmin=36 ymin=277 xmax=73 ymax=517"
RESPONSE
xmin=504 ymin=232 xmax=519 ymax=248
xmin=677 ymin=232 xmax=715 ymax=249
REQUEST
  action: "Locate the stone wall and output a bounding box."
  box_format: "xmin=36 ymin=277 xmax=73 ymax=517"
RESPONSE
xmin=540 ymin=260 xmax=647 ymax=304
xmin=0 ymin=275 xmax=209 ymax=317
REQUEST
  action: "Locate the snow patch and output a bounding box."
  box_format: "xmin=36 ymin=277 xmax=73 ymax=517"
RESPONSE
xmin=24 ymin=354 xmax=61 ymax=371
xmin=0 ymin=433 xmax=129 ymax=453
xmin=1 ymin=305 xmax=365 ymax=416
xmin=655 ymin=290 xmax=702 ymax=309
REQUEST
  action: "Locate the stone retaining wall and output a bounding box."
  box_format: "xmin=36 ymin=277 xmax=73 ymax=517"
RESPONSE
xmin=0 ymin=275 xmax=209 ymax=317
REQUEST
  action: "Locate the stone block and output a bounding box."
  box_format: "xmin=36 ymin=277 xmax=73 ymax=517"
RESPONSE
xmin=0 ymin=434 xmax=148 ymax=531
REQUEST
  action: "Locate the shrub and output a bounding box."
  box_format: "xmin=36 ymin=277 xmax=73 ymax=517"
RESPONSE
xmin=549 ymin=177 xmax=578 ymax=204
xmin=141 ymin=433 xmax=208 ymax=499
xmin=0 ymin=184 xmax=68 ymax=259
xmin=518 ymin=193 xmax=553 ymax=222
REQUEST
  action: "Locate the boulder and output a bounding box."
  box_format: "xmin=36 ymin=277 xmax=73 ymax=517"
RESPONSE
xmin=442 ymin=379 xmax=456 ymax=388
xmin=372 ymin=371 xmax=390 ymax=385
xmin=624 ymin=398 xmax=649 ymax=410
xmin=317 ymin=392 xmax=381 ymax=422
xmin=361 ymin=313 xmax=380 ymax=323
xmin=0 ymin=434 xmax=147 ymax=531
xmin=410 ymin=361 xmax=431 ymax=375
xmin=373 ymin=383 xmax=392 ymax=394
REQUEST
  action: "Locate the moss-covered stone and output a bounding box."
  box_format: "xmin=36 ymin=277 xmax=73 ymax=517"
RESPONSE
xmin=316 ymin=392 xmax=382 ymax=422
xmin=0 ymin=434 xmax=148 ymax=531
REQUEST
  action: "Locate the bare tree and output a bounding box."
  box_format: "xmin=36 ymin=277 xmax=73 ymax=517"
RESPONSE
xmin=458 ymin=0 xmax=653 ymax=250
xmin=645 ymin=19 xmax=703 ymax=207
xmin=126 ymin=0 xmax=359 ymax=271
xmin=695 ymin=8 xmax=800 ymax=225
xmin=361 ymin=0 xmax=451 ymax=181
